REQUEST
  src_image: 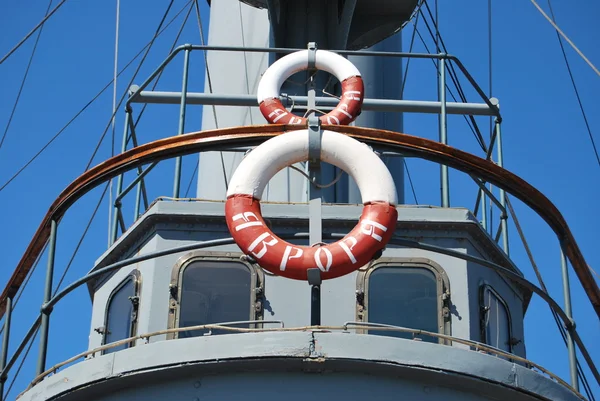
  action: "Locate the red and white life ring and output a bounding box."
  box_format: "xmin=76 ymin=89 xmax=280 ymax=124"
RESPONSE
xmin=225 ymin=129 xmax=398 ymax=281
xmin=257 ymin=50 xmax=365 ymax=126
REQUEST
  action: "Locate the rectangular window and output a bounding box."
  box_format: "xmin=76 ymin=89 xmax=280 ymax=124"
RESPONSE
xmin=363 ymin=264 xmax=443 ymax=343
xmin=103 ymin=273 xmax=139 ymax=354
xmin=175 ymin=260 xmax=258 ymax=338
xmin=481 ymin=286 xmax=511 ymax=352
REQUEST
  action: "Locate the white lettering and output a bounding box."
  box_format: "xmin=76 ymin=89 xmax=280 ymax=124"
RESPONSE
xmin=339 ymin=236 xmax=358 ymax=264
xmin=337 ymin=104 xmax=353 ymax=119
xmin=344 ymin=90 xmax=362 ymax=101
xmin=232 ymin=212 xmax=263 ymax=231
xmin=360 ymin=219 xmax=388 ymax=242
xmin=248 ymin=232 xmax=279 ymax=259
xmin=314 ymin=247 xmax=333 ymax=272
xmin=326 ymin=115 xmax=340 ymax=125
xmin=280 ymin=246 xmax=304 ymax=271
xmin=289 ymin=116 xmax=303 ymax=124
xmin=268 ymin=109 xmax=288 ymax=122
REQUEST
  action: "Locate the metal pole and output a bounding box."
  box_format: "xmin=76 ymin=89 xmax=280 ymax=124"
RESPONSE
xmin=496 ymin=117 xmax=509 ymax=255
xmin=172 ymin=47 xmax=191 ymax=198
xmin=111 ymin=107 xmax=132 ymax=244
xmin=36 ymin=219 xmax=57 ymax=376
xmin=0 ymin=296 xmax=12 ymax=398
xmin=480 ymin=190 xmax=488 ymax=231
xmin=561 ymin=249 xmax=579 ymax=391
xmin=438 ymin=56 xmax=449 ymax=207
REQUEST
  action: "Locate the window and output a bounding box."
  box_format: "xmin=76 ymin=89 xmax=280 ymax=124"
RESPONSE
xmin=171 ymin=255 xmax=262 ymax=338
xmin=103 ymin=272 xmax=140 ymax=354
xmin=481 ymin=285 xmax=511 ymax=352
xmin=359 ymin=260 xmax=447 ymax=343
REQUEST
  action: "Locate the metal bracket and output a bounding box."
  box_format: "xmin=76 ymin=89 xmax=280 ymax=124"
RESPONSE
xmin=307 ymin=42 xmax=317 ymax=71
xmin=308 ymin=116 xmax=321 ymax=171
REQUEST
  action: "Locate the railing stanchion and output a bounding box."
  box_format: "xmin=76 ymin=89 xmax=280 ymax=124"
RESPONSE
xmin=172 ymin=46 xmax=191 ymax=198
xmin=111 ymin=106 xmax=132 ymax=244
xmin=561 ymin=248 xmax=579 ymax=391
xmin=0 ymin=295 xmax=13 ymax=399
xmin=36 ymin=219 xmax=57 ymax=376
xmin=496 ymin=117 xmax=509 ymax=254
xmin=438 ymin=55 xmax=449 ymax=207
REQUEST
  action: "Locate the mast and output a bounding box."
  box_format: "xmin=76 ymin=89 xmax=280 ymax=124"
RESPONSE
xmin=197 ymin=0 xmax=414 ymax=203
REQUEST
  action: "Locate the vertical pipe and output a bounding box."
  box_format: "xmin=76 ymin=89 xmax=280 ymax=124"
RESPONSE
xmin=173 ymin=47 xmax=191 ymax=198
xmin=0 ymin=296 xmax=13 ymax=398
xmin=480 ymin=189 xmax=487 ymax=231
xmin=133 ymin=182 xmax=142 ymax=220
xmin=438 ymin=56 xmax=449 ymax=207
xmin=111 ymin=107 xmax=132 ymax=244
xmin=496 ymin=118 xmax=509 ymax=254
xmin=37 ymin=219 xmax=57 ymax=376
xmin=561 ymin=249 xmax=579 ymax=391
xmin=311 ymin=284 xmax=321 ymax=326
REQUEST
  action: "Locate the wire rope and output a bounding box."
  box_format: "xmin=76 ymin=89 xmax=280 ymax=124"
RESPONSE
xmin=545 ymin=0 xmax=600 ymax=170
xmin=0 ymin=0 xmax=68 ymax=66
xmin=0 ymin=0 xmax=53 ymax=152
xmin=0 ymin=1 xmax=191 ymax=194
xmin=530 ymin=0 xmax=600 ymax=78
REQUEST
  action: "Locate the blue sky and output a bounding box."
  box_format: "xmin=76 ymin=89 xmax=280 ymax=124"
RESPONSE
xmin=0 ymin=0 xmax=599 ymax=399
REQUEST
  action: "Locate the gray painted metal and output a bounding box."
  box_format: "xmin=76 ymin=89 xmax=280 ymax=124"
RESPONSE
xmin=561 ymin=249 xmax=579 ymax=390
xmin=349 ymin=33 xmax=405 ymax=204
xmin=83 ymin=201 xmax=531 ymax=355
xmin=130 ymin=90 xmax=498 ymax=116
xmin=196 ymin=1 xmax=279 ymax=201
xmin=19 ymin=332 xmax=581 ymax=401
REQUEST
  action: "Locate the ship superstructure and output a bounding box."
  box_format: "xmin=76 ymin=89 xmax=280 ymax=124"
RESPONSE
xmin=0 ymin=1 xmax=598 ymax=400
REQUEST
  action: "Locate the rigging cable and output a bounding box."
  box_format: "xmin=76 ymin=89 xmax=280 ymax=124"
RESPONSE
xmin=418 ymin=5 xmax=488 ymax=153
xmin=0 ymin=1 xmax=192 ymax=194
xmin=0 ymin=0 xmax=53 ymax=152
xmin=0 ymin=0 xmax=68 ymax=66
xmin=84 ymin=0 xmax=176 ymax=170
xmin=417 ymin=2 xmax=487 ymax=152
xmin=530 ymin=0 xmax=600 ymax=78
xmin=193 ymin=0 xmax=229 ymax=192
xmin=505 ymin=196 xmax=596 ymax=401
xmin=545 ymin=0 xmax=600 ymax=170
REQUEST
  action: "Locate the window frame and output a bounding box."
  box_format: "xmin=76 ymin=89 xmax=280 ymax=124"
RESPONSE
xmin=168 ymin=251 xmax=264 ymax=339
xmin=479 ymin=283 xmax=513 ymax=353
xmin=356 ymin=258 xmax=450 ymax=343
xmin=102 ymin=270 xmax=141 ymax=352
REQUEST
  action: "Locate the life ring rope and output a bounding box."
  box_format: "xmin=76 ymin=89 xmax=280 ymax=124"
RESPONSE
xmin=225 ymin=129 xmax=398 ymax=281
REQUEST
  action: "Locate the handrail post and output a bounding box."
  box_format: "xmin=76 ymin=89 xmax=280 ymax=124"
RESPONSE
xmin=438 ymin=55 xmax=449 ymax=207
xmin=561 ymin=249 xmax=579 ymax=391
xmin=0 ymin=295 xmax=13 ymax=399
xmin=36 ymin=219 xmax=57 ymax=376
xmin=173 ymin=46 xmax=191 ymax=198
xmin=496 ymin=116 xmax=509 ymax=254
xmin=111 ymin=106 xmax=132 ymax=244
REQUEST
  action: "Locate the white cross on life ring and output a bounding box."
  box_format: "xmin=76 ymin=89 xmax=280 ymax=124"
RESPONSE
xmin=257 ymin=50 xmax=365 ymax=126
xmin=225 ymin=129 xmax=398 ymax=281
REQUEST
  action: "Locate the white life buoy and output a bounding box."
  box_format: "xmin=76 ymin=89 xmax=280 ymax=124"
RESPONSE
xmin=257 ymin=50 xmax=365 ymax=126
xmin=225 ymin=129 xmax=398 ymax=281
